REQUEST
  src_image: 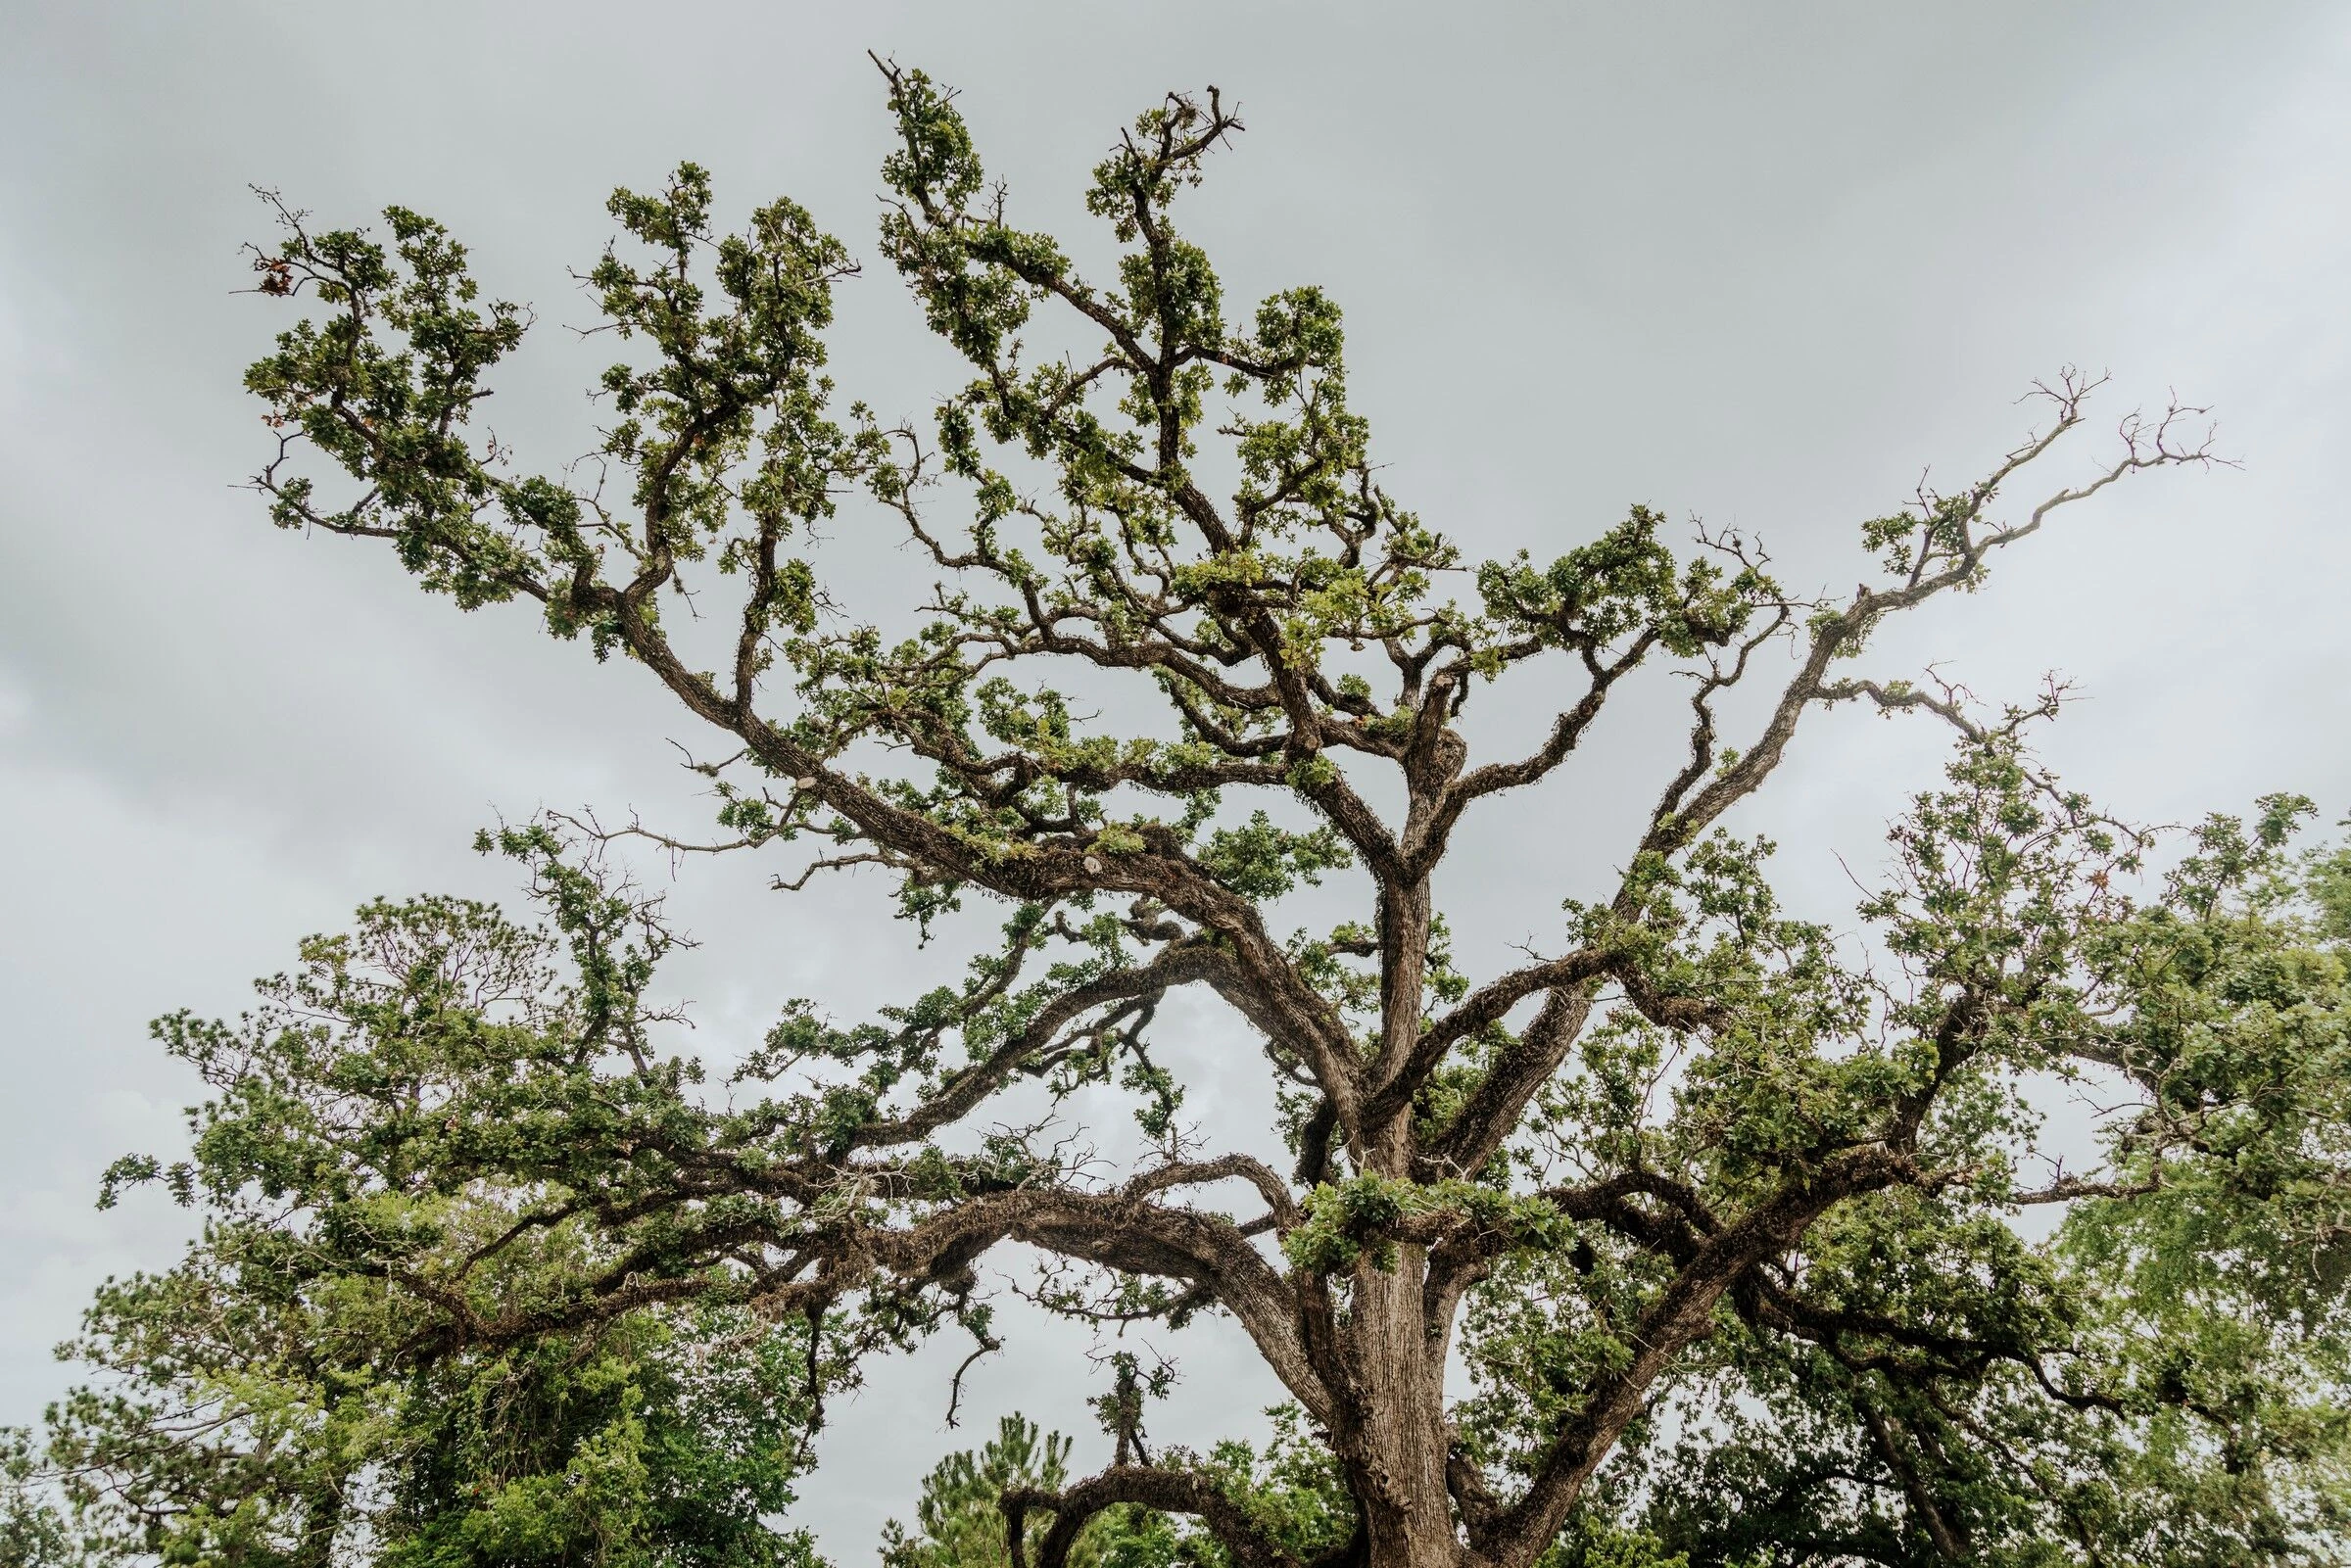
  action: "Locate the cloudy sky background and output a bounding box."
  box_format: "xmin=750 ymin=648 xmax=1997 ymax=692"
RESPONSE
xmin=4 ymin=1 xmax=2349 ymax=1554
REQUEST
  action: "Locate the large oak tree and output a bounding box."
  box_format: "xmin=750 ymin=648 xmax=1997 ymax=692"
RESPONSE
xmin=46 ymin=61 xmax=2351 ymax=1568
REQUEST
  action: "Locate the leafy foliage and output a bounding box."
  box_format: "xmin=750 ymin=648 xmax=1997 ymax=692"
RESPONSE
xmin=31 ymin=882 xmax=829 ymax=1568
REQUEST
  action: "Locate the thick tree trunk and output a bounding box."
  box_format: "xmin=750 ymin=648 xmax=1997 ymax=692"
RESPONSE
xmin=1343 ymin=1053 xmax=1465 ymax=1568
xmin=1344 ymin=874 xmax=1464 ymax=1568
xmin=1350 ymin=1245 xmax=1463 ymax=1568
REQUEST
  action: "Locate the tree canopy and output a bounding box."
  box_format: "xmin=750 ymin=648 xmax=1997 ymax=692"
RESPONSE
xmin=19 ymin=58 xmax=2351 ymax=1568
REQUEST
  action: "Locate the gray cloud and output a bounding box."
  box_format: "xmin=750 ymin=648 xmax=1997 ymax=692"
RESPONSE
xmin=4 ymin=1 xmax=2347 ymax=1556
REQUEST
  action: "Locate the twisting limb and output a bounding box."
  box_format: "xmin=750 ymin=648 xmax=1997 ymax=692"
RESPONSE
xmin=1631 ymin=375 xmax=2219 ymax=867
xmin=1005 ymin=1465 xmax=1294 ymax=1568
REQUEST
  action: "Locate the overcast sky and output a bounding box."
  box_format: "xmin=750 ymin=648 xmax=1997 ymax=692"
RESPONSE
xmin=4 ymin=2 xmax=2349 ymax=1556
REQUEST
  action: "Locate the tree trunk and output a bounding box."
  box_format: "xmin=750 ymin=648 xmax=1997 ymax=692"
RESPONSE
xmin=1351 ymin=1243 xmax=1463 ymax=1568
xmin=1344 ymin=1089 xmax=1463 ymax=1568
xmin=1347 ymin=874 xmax=1463 ymax=1568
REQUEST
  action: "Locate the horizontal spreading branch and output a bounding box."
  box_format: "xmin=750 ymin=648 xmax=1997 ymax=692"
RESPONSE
xmin=1006 ymin=1464 xmax=1294 ymax=1568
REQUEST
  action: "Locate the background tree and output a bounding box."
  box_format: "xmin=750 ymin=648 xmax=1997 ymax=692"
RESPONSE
xmin=1585 ymin=799 xmax=2351 ymax=1565
xmin=57 ymin=57 xmax=2351 ymax=1568
xmin=21 ymin=895 xmax=830 ymax=1568
xmin=883 ymin=1416 xmax=1095 ymax=1568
